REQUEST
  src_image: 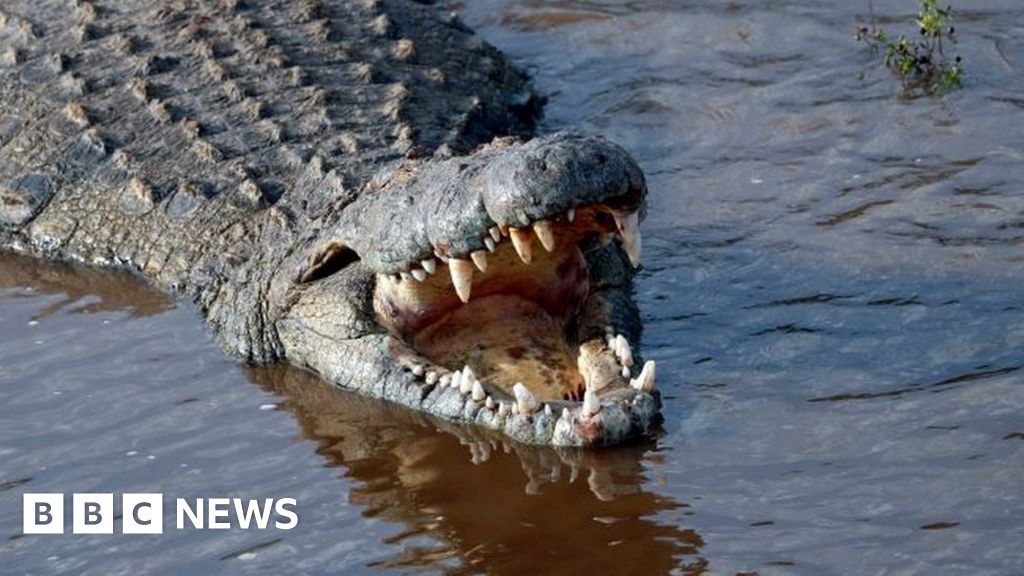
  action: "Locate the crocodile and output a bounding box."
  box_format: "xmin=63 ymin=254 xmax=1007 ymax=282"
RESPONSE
xmin=0 ymin=0 xmax=660 ymax=446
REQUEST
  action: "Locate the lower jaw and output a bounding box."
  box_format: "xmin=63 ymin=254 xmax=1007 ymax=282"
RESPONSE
xmin=279 ymin=255 xmax=659 ymax=447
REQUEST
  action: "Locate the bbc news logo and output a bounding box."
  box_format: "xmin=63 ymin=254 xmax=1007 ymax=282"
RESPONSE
xmin=23 ymin=494 xmax=298 ymax=534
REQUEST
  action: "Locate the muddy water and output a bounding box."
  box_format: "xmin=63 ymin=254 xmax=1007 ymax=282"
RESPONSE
xmin=2 ymin=0 xmax=1024 ymax=574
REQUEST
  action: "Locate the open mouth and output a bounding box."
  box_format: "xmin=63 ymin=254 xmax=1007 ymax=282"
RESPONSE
xmin=373 ymin=199 xmax=656 ymax=426
xmin=285 ymin=134 xmax=661 ymax=446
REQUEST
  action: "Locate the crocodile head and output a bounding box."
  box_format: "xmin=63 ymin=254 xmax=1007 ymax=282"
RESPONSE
xmin=278 ymin=133 xmax=660 ymax=447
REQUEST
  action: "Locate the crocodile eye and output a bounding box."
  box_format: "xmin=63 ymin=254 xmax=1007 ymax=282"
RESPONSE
xmin=300 ymin=242 xmax=360 ymax=283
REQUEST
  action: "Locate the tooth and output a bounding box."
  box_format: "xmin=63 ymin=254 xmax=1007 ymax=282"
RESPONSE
xmin=614 ymin=334 xmax=633 ymax=367
xmin=512 ymin=382 xmax=539 ymax=415
xmin=426 ymin=371 xmax=438 ymax=385
xmin=582 ymin=387 xmax=601 ymax=416
xmin=615 ymin=211 xmax=642 ymax=267
xmin=459 ymin=366 xmax=475 ymax=395
xmin=567 ymin=208 xmax=576 ymax=223
xmin=488 ymin=226 xmax=501 ymax=243
xmin=449 ymin=259 xmax=474 ymax=303
xmin=439 ymin=373 xmax=452 ymax=388
xmin=411 ymin=268 xmax=427 ymax=282
xmin=421 ymin=258 xmax=436 ymax=274
xmin=472 ymin=380 xmax=486 ymax=401
xmin=621 ymin=365 xmax=631 ymax=379
xmin=509 ymin=228 xmax=533 ymax=264
xmin=497 ymin=401 xmax=510 ymax=417
xmin=630 ymin=360 xmax=656 ymax=392
xmin=483 ymin=237 xmax=496 ymax=252
xmin=449 ymin=371 xmax=461 ymax=390
xmin=544 ymin=404 xmax=552 ymax=417
xmin=561 ymin=407 xmax=571 ymax=421
xmin=485 ymin=396 xmax=495 ymax=410
xmin=411 ymin=365 xmax=424 ymax=377
xmin=532 ymin=219 xmax=556 ymax=252
xmin=400 ymin=271 xmax=412 ymax=281
xmin=471 ymin=250 xmax=488 ymax=272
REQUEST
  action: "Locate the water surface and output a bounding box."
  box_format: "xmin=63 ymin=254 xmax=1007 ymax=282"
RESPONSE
xmin=2 ymin=1 xmax=1024 ymax=574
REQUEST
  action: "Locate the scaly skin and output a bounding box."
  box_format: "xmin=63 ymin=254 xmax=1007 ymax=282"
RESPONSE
xmin=0 ymin=0 xmax=660 ymax=446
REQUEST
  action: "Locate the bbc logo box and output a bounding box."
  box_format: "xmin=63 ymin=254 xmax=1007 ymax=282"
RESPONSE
xmin=23 ymin=493 xmax=297 ymax=533
xmin=23 ymin=493 xmax=163 ymax=535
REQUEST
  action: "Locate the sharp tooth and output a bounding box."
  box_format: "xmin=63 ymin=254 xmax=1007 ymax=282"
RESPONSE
xmin=582 ymin=387 xmax=601 ymax=416
xmin=630 ymin=360 xmax=656 ymax=392
xmin=472 ymin=380 xmax=486 ymax=401
xmin=400 ymin=271 xmax=412 ymax=281
xmin=509 ymin=228 xmax=533 ymax=264
xmin=614 ymin=334 xmax=634 ymax=367
xmin=449 ymin=259 xmax=474 ymax=303
xmin=421 ymin=258 xmax=436 ymax=274
xmin=411 ymin=268 xmax=427 ymax=282
xmin=439 ymin=373 xmax=452 ymax=388
xmin=426 ymin=371 xmax=438 ymax=385
xmin=497 ymin=401 xmax=510 ymax=417
xmin=621 ymin=365 xmax=631 ymax=379
xmin=512 ymin=382 xmax=539 ymax=415
xmin=488 ymin=226 xmax=502 ymax=242
xmin=483 ymin=236 xmax=496 ymax=252
xmin=567 ymin=208 xmax=576 ymax=223
xmin=615 ymin=211 xmax=642 ymax=268
xmin=411 ymin=365 xmax=424 ymax=377
xmin=485 ymin=396 xmax=495 ymax=410
xmin=544 ymin=404 xmax=552 ymax=417
xmin=470 ymin=250 xmax=488 ymax=272
xmin=532 ymin=219 xmax=556 ymax=252
xmin=561 ymin=407 xmax=571 ymax=421
xmin=460 ymin=367 xmax=475 ymax=395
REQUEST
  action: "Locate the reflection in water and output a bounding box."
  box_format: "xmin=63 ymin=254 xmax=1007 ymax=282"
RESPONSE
xmin=0 ymin=252 xmax=171 ymax=319
xmin=247 ymin=365 xmax=706 ymax=574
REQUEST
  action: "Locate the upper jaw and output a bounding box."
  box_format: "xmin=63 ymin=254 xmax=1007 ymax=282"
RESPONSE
xmin=319 ymin=132 xmax=646 ymax=277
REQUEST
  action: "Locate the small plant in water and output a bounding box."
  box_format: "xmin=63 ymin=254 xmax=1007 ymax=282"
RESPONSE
xmin=856 ymin=0 xmax=963 ymax=95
